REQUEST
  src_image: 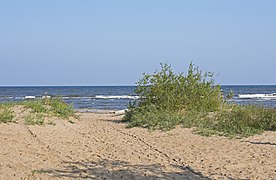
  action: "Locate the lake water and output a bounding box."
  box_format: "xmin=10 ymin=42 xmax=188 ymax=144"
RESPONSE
xmin=0 ymin=85 xmax=276 ymax=110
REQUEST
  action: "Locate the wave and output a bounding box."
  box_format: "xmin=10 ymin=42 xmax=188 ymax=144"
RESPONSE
xmin=62 ymin=97 xmax=92 ymax=99
xmin=24 ymin=96 xmax=36 ymax=99
xmin=238 ymin=93 xmax=276 ymax=99
xmin=0 ymin=96 xmax=14 ymax=99
xmin=63 ymin=95 xmax=140 ymax=100
xmin=20 ymin=95 xmax=140 ymax=100
xmin=7 ymin=94 xmax=276 ymax=101
xmin=1 ymin=95 xmax=140 ymax=100
xmin=95 ymin=95 xmax=140 ymax=100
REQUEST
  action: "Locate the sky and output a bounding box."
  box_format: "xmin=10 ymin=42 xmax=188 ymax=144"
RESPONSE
xmin=0 ymin=0 xmax=275 ymax=86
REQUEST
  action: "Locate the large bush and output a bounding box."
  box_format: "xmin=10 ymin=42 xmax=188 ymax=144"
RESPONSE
xmin=124 ymin=62 xmax=276 ymax=137
xmin=124 ymin=62 xmax=223 ymax=127
xmin=131 ymin=62 xmax=223 ymax=111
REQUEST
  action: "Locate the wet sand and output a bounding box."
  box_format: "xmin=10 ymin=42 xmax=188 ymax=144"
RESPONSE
xmin=0 ymin=112 xmax=275 ymax=179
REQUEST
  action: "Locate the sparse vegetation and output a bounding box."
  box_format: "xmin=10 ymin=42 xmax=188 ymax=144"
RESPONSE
xmin=21 ymin=98 xmax=74 ymax=118
xmin=48 ymin=98 xmax=74 ymax=118
xmin=25 ymin=114 xmax=45 ymax=125
xmin=0 ymin=104 xmax=14 ymax=123
xmin=23 ymin=100 xmax=48 ymax=113
xmin=182 ymin=105 xmax=276 ymax=137
xmin=22 ymin=98 xmax=74 ymax=119
xmin=0 ymin=98 xmax=75 ymax=125
xmin=124 ymin=62 xmax=276 ymax=137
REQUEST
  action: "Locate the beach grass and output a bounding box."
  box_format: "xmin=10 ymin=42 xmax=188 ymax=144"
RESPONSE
xmin=47 ymin=98 xmax=74 ymax=118
xmin=181 ymin=105 xmax=276 ymax=137
xmin=23 ymin=100 xmax=48 ymax=113
xmin=0 ymin=104 xmax=14 ymax=123
xmin=0 ymin=98 xmax=75 ymax=125
xmin=124 ymin=62 xmax=276 ymax=138
xmin=22 ymin=98 xmax=74 ymax=119
xmin=25 ymin=114 xmax=45 ymax=125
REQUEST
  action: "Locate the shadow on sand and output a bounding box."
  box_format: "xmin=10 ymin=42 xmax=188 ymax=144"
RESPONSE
xmin=38 ymin=159 xmax=209 ymax=179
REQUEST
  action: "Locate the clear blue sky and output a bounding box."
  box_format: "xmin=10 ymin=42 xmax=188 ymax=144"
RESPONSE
xmin=0 ymin=0 xmax=275 ymax=86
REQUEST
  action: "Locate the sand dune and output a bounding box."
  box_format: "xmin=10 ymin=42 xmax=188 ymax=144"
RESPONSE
xmin=0 ymin=112 xmax=275 ymax=179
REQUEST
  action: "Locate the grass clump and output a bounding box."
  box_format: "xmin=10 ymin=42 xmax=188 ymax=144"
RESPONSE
xmin=23 ymin=98 xmax=74 ymax=125
xmin=25 ymin=114 xmax=45 ymax=125
xmin=201 ymin=105 xmax=276 ymax=137
xmin=23 ymin=100 xmax=48 ymax=113
xmin=48 ymin=98 xmax=74 ymax=118
xmin=0 ymin=98 xmax=74 ymax=125
xmin=0 ymin=104 xmax=14 ymax=123
xmin=22 ymin=98 xmax=74 ymax=119
xmin=124 ymin=62 xmax=276 ymax=137
xmin=20 ymin=98 xmax=75 ymax=125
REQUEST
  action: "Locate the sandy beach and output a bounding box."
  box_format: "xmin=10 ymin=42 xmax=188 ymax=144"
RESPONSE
xmin=0 ymin=111 xmax=275 ymax=179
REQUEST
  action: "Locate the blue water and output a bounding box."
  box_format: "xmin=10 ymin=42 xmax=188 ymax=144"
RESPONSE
xmin=0 ymin=85 xmax=276 ymax=110
xmin=222 ymin=85 xmax=276 ymax=108
xmin=0 ymin=86 xmax=136 ymax=110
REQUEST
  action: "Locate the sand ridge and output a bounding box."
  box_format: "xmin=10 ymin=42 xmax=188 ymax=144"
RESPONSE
xmin=0 ymin=112 xmax=275 ymax=179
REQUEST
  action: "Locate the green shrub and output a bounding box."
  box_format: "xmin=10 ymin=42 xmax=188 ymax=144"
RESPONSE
xmin=134 ymin=62 xmax=223 ymax=112
xmin=124 ymin=62 xmax=276 ymax=137
xmin=124 ymin=62 xmax=223 ymax=129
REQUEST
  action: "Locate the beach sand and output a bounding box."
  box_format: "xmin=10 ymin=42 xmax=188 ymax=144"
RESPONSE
xmin=0 ymin=111 xmax=275 ymax=179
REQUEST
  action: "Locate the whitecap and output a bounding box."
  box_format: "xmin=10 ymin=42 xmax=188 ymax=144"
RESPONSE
xmin=95 ymin=95 xmax=140 ymax=100
xmin=238 ymin=93 xmax=276 ymax=99
xmin=24 ymin=96 xmax=36 ymax=99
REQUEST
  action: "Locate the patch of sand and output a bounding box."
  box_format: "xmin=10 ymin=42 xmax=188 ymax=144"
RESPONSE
xmin=0 ymin=112 xmax=275 ymax=179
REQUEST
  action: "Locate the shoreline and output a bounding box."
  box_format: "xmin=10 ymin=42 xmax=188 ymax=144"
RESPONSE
xmin=74 ymin=108 xmax=127 ymax=114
